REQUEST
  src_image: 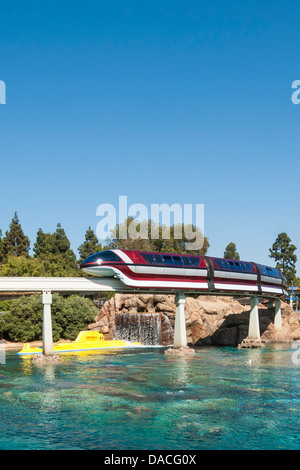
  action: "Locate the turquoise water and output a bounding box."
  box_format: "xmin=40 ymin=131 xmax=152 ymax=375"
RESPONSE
xmin=0 ymin=345 xmax=299 ymax=450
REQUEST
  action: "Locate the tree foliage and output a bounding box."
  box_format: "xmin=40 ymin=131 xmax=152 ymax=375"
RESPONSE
xmin=0 ymin=216 xmax=79 ymax=276
xmin=106 ymin=217 xmax=210 ymax=255
xmin=224 ymin=242 xmax=240 ymax=260
xmin=0 ymin=256 xmax=44 ymax=276
xmin=54 ymin=295 xmax=99 ymax=340
xmin=78 ymin=226 xmax=103 ymax=262
xmin=1 ymin=294 xmax=98 ymax=342
xmin=0 ymin=212 xmax=30 ymax=261
xmin=33 ymin=223 xmax=77 ymax=274
xmin=269 ymin=232 xmax=297 ymax=284
xmin=0 ymin=229 xmax=2 ymax=261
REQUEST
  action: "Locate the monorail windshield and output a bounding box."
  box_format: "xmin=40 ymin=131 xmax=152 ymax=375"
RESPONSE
xmin=81 ymin=251 xmax=122 ymax=264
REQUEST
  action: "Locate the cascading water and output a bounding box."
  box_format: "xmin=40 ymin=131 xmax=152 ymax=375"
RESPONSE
xmin=114 ymin=313 xmax=162 ymax=345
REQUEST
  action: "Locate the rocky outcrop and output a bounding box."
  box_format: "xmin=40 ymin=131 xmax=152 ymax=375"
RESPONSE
xmin=238 ymin=338 xmax=265 ymax=349
xmin=88 ymin=294 xmax=300 ymax=347
xmin=164 ymin=346 xmax=196 ymax=356
xmin=32 ymin=354 xmax=60 ymax=365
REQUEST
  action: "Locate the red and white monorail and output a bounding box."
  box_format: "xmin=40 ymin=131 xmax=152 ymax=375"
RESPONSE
xmin=80 ymin=249 xmax=288 ymax=297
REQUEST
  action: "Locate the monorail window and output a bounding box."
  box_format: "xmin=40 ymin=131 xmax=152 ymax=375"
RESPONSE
xmin=242 ymin=263 xmax=252 ymax=271
xmin=258 ymin=264 xmax=281 ymax=278
xmin=234 ymin=262 xmax=242 ymax=270
xmin=140 ymin=253 xmax=165 ymax=264
xmin=100 ymin=251 xmax=122 ymax=262
xmin=213 ymin=258 xmax=253 ymax=272
xmin=154 ymin=254 xmax=163 ymax=264
xmin=162 ymin=255 xmax=173 ymax=265
xmin=182 ymin=257 xmax=191 ymax=266
xmin=141 ymin=253 xmax=156 ymax=264
xmin=189 ymin=257 xmax=200 ymax=267
xmin=173 ymin=256 xmax=183 ymax=265
xmin=216 ymin=259 xmax=230 ymax=270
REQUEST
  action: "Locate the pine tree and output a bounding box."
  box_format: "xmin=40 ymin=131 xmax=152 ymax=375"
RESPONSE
xmin=269 ymin=233 xmax=297 ymax=284
xmin=33 ymin=228 xmax=55 ymax=257
xmin=78 ymin=227 xmax=102 ymax=262
xmin=33 ymin=223 xmax=77 ymax=275
xmin=54 ymin=223 xmax=73 ymax=256
xmin=0 ymin=229 xmax=3 ymax=262
xmin=1 ymin=212 xmax=30 ymax=259
xmin=224 ymin=242 xmax=240 ymax=260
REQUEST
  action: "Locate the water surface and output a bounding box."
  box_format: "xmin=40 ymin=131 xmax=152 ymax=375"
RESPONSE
xmin=0 ymin=344 xmax=299 ymax=450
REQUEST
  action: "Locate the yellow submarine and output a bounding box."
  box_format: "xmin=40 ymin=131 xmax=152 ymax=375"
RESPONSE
xmin=18 ymin=331 xmax=141 ymax=356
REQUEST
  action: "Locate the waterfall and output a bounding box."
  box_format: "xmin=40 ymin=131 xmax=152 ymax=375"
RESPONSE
xmin=114 ymin=313 xmax=162 ymax=345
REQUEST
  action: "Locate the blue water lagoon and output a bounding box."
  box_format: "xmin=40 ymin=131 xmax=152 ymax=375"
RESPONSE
xmin=0 ymin=345 xmax=299 ymax=450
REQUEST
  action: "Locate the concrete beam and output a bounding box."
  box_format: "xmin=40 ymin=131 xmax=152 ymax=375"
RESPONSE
xmin=0 ymin=277 xmax=130 ymax=293
xmin=0 ymin=277 xmax=287 ymax=297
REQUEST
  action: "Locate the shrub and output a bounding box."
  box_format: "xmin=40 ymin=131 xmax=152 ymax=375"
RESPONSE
xmin=55 ymin=295 xmax=98 ymax=340
xmin=1 ymin=294 xmax=98 ymax=342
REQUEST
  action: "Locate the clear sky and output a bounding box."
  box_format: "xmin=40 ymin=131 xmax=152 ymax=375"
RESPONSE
xmin=0 ymin=0 xmax=299 ymax=272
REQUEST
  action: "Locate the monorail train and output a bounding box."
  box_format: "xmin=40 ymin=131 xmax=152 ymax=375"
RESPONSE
xmin=80 ymin=249 xmax=288 ymax=297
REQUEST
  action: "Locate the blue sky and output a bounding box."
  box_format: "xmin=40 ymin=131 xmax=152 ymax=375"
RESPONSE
xmin=0 ymin=0 xmax=299 ymax=273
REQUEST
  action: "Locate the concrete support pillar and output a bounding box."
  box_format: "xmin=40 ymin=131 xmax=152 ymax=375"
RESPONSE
xmin=42 ymin=291 xmax=53 ymax=356
xmin=248 ymin=296 xmax=260 ymax=340
xmin=274 ymin=299 xmax=282 ymax=331
xmin=173 ymin=293 xmax=187 ymax=348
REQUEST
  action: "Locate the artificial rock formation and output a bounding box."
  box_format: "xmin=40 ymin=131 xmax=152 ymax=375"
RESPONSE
xmin=88 ymin=294 xmax=300 ymax=347
xmin=32 ymin=354 xmax=60 ymax=365
xmin=164 ymin=346 xmax=196 ymax=356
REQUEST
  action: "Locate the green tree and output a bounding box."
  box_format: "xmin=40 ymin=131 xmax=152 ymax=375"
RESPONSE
xmin=33 ymin=224 xmax=77 ymax=276
xmin=78 ymin=226 xmax=102 ymax=262
xmin=224 ymin=242 xmax=240 ymax=260
xmin=34 ymin=224 xmax=75 ymax=259
xmin=107 ymin=218 xmax=154 ymax=251
xmin=152 ymin=223 xmax=209 ymax=255
xmin=54 ymin=223 xmax=75 ymax=260
xmin=54 ymin=295 xmax=98 ymax=340
xmin=33 ymin=229 xmax=56 ymax=257
xmin=0 ymin=256 xmax=45 ymax=276
xmin=1 ymin=293 xmax=98 ymax=342
xmin=269 ymin=232 xmax=297 ymax=284
xmin=106 ymin=217 xmax=209 ymax=255
xmin=0 ymin=229 xmax=3 ymax=262
xmin=0 ymin=294 xmax=56 ymax=342
xmin=1 ymin=212 xmax=30 ymax=260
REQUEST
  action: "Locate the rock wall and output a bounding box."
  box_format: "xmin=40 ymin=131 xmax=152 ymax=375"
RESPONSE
xmin=88 ymin=294 xmax=300 ymax=346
